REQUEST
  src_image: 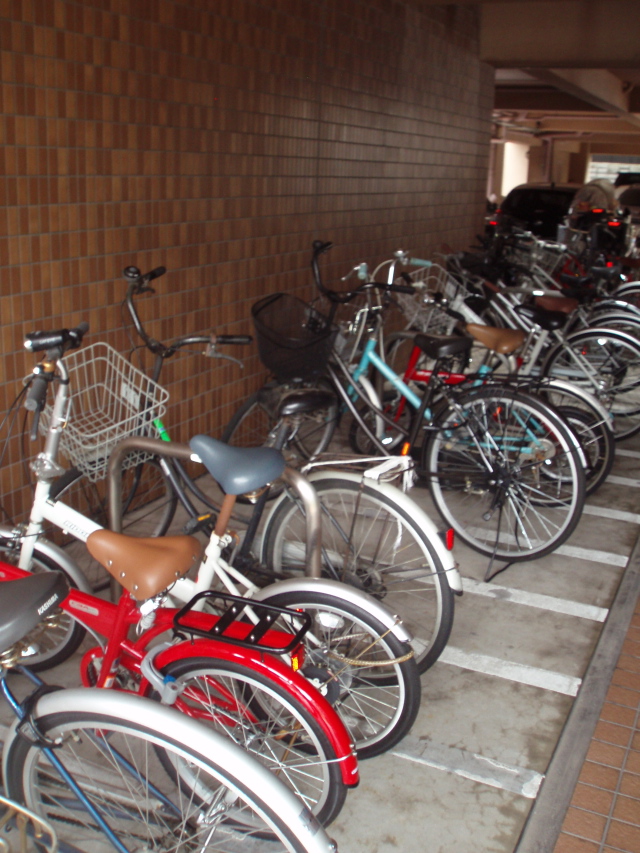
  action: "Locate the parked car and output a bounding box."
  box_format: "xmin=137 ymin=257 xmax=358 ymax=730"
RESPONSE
xmin=488 ymin=182 xmax=581 ymax=240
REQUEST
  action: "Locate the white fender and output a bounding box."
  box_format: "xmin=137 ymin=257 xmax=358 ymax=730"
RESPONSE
xmin=263 ymin=469 xmax=462 ymax=594
xmin=0 ymin=525 xmax=92 ymax=593
xmin=1 ymin=689 xmax=335 ymax=853
xmin=253 ymin=576 xmax=414 ymax=645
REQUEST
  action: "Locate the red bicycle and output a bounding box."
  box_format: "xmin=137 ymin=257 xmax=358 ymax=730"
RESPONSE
xmin=0 ymin=531 xmax=358 ymax=828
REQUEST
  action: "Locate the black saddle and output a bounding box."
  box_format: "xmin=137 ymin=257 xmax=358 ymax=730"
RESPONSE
xmin=413 ymin=333 xmax=473 ymax=360
xmin=0 ymin=572 xmax=69 ymax=656
xmin=515 ymin=304 xmax=566 ymax=331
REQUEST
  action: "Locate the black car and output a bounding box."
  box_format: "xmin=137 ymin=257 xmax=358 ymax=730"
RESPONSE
xmin=492 ymin=182 xmax=580 ymax=240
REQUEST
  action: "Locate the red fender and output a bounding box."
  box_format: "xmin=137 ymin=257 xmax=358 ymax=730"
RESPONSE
xmin=152 ymin=638 xmax=359 ymax=787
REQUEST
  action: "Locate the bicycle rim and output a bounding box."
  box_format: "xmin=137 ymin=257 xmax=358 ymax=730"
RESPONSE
xmin=424 ymin=388 xmax=585 ymax=560
xmin=155 ymin=658 xmax=345 ymax=826
xmin=258 ymin=591 xmax=421 ymax=759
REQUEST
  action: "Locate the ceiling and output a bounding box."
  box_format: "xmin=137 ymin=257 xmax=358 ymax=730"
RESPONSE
xmin=425 ymin=0 xmax=640 ymax=162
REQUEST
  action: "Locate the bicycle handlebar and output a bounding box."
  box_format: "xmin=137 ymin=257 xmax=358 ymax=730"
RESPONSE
xmin=123 ymin=266 xmax=252 ymax=367
xmin=310 ymin=241 xmax=416 ymax=307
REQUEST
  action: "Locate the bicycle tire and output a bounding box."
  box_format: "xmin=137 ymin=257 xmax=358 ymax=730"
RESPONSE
xmin=152 ymin=657 xmax=347 ymax=826
xmin=256 ymin=590 xmax=421 ymax=759
xmin=541 ymin=327 xmax=640 ymax=440
xmin=0 ymin=534 xmax=86 ymax=671
xmin=347 ymin=390 xmax=413 ymax=455
xmin=423 ymin=386 xmax=586 ymax=561
xmin=261 ymin=476 xmax=454 ymax=675
xmin=4 ymin=690 xmax=335 ymax=853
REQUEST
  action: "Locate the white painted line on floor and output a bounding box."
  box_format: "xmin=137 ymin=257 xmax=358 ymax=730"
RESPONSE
xmin=583 ymin=504 xmax=640 ymax=525
xmin=554 ymin=543 xmax=628 ymax=567
xmin=607 ymin=475 xmax=640 ymax=488
xmin=393 ymin=735 xmax=544 ymax=798
xmin=462 ymin=577 xmax=608 ymax=622
xmin=439 ymin=646 xmax=582 ymax=696
xmin=616 ymin=449 xmax=640 ymax=459
xmin=467 ymin=527 xmax=626 ymax=565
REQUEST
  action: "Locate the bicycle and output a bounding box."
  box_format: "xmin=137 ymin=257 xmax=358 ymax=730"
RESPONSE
xmin=382 ymin=265 xmax=616 ymax=496
xmin=4 ymin=323 xmax=421 ymax=760
xmin=117 ymin=265 xmax=461 ymax=677
xmin=0 ymin=570 xmax=339 ymax=852
xmin=0 ymin=554 xmax=357 ymax=827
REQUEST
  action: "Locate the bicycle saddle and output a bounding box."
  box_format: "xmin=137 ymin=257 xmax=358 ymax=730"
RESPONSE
xmin=515 ymin=304 xmax=566 ymax=331
xmin=0 ymin=572 xmax=69 ymax=655
xmin=190 ymin=434 xmax=285 ymax=495
xmin=413 ymin=332 xmax=473 ymax=360
xmin=465 ymin=324 xmax=525 ymax=355
xmin=86 ymin=531 xmax=202 ymax=601
xmin=277 ymin=388 xmax=335 ymax=418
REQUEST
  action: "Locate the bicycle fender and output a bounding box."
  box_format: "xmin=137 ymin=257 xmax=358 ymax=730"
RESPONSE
xmin=151 ymin=639 xmax=359 ymax=786
xmin=0 ymin=526 xmax=92 ymax=593
xmin=253 ymin=576 xmax=414 ymax=644
xmin=1 ymin=689 xmax=339 ymax=853
xmin=541 ymin=379 xmax=614 ymax=428
xmin=272 ymin=470 xmax=463 ymax=594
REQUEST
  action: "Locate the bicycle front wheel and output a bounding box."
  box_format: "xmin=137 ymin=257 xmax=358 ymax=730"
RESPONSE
xmin=423 ymin=387 xmax=586 ymax=561
xmin=261 ymin=476 xmax=454 ymax=674
xmin=258 ymin=590 xmax=421 ymax=759
xmin=154 ymin=658 xmax=347 ymax=826
xmin=4 ymin=690 xmax=335 ymax=853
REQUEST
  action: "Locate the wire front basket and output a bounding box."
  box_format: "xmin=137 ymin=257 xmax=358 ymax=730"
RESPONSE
xmin=251 ymin=292 xmax=337 ymax=381
xmin=394 ymin=264 xmax=465 ymax=335
xmin=40 ymin=342 xmax=169 ymax=482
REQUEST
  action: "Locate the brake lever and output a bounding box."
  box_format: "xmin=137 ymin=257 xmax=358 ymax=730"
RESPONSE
xmin=203 ymin=342 xmax=244 ymax=369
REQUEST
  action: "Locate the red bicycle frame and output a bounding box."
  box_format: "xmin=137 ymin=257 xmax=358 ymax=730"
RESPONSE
xmin=0 ymin=561 xmax=358 ymax=787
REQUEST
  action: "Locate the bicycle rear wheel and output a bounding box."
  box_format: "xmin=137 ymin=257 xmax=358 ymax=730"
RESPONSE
xmin=154 ymin=658 xmax=347 ymax=826
xmin=261 ymin=475 xmax=454 ymax=674
xmin=4 ymin=690 xmax=335 ymax=853
xmin=258 ymin=590 xmax=421 ymax=759
xmin=423 ymin=386 xmax=586 ymax=561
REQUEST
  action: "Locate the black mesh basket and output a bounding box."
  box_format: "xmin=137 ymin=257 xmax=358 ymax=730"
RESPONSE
xmin=251 ymin=292 xmax=336 ymax=381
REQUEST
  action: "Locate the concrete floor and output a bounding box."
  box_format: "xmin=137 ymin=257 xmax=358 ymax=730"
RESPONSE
xmin=2 ymin=428 xmax=638 ymax=853
xmin=328 ymin=434 xmax=640 ymax=853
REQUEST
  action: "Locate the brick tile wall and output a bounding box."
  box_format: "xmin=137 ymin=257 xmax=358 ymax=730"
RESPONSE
xmin=0 ymin=0 xmax=492 ymax=521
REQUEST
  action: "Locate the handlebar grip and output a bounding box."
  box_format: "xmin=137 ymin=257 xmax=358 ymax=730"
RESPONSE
xmin=389 ymin=283 xmax=416 ymax=295
xmin=216 ymin=335 xmax=253 ymax=345
xmin=146 ymin=266 xmax=166 ymax=282
xmin=312 ymin=240 xmax=333 ymax=256
xmin=409 ymin=257 xmax=432 ymax=268
xmin=24 ymin=374 xmax=49 ymax=412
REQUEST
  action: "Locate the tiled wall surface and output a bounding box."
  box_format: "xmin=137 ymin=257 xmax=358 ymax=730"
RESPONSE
xmin=0 ymin=0 xmax=493 ymax=521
